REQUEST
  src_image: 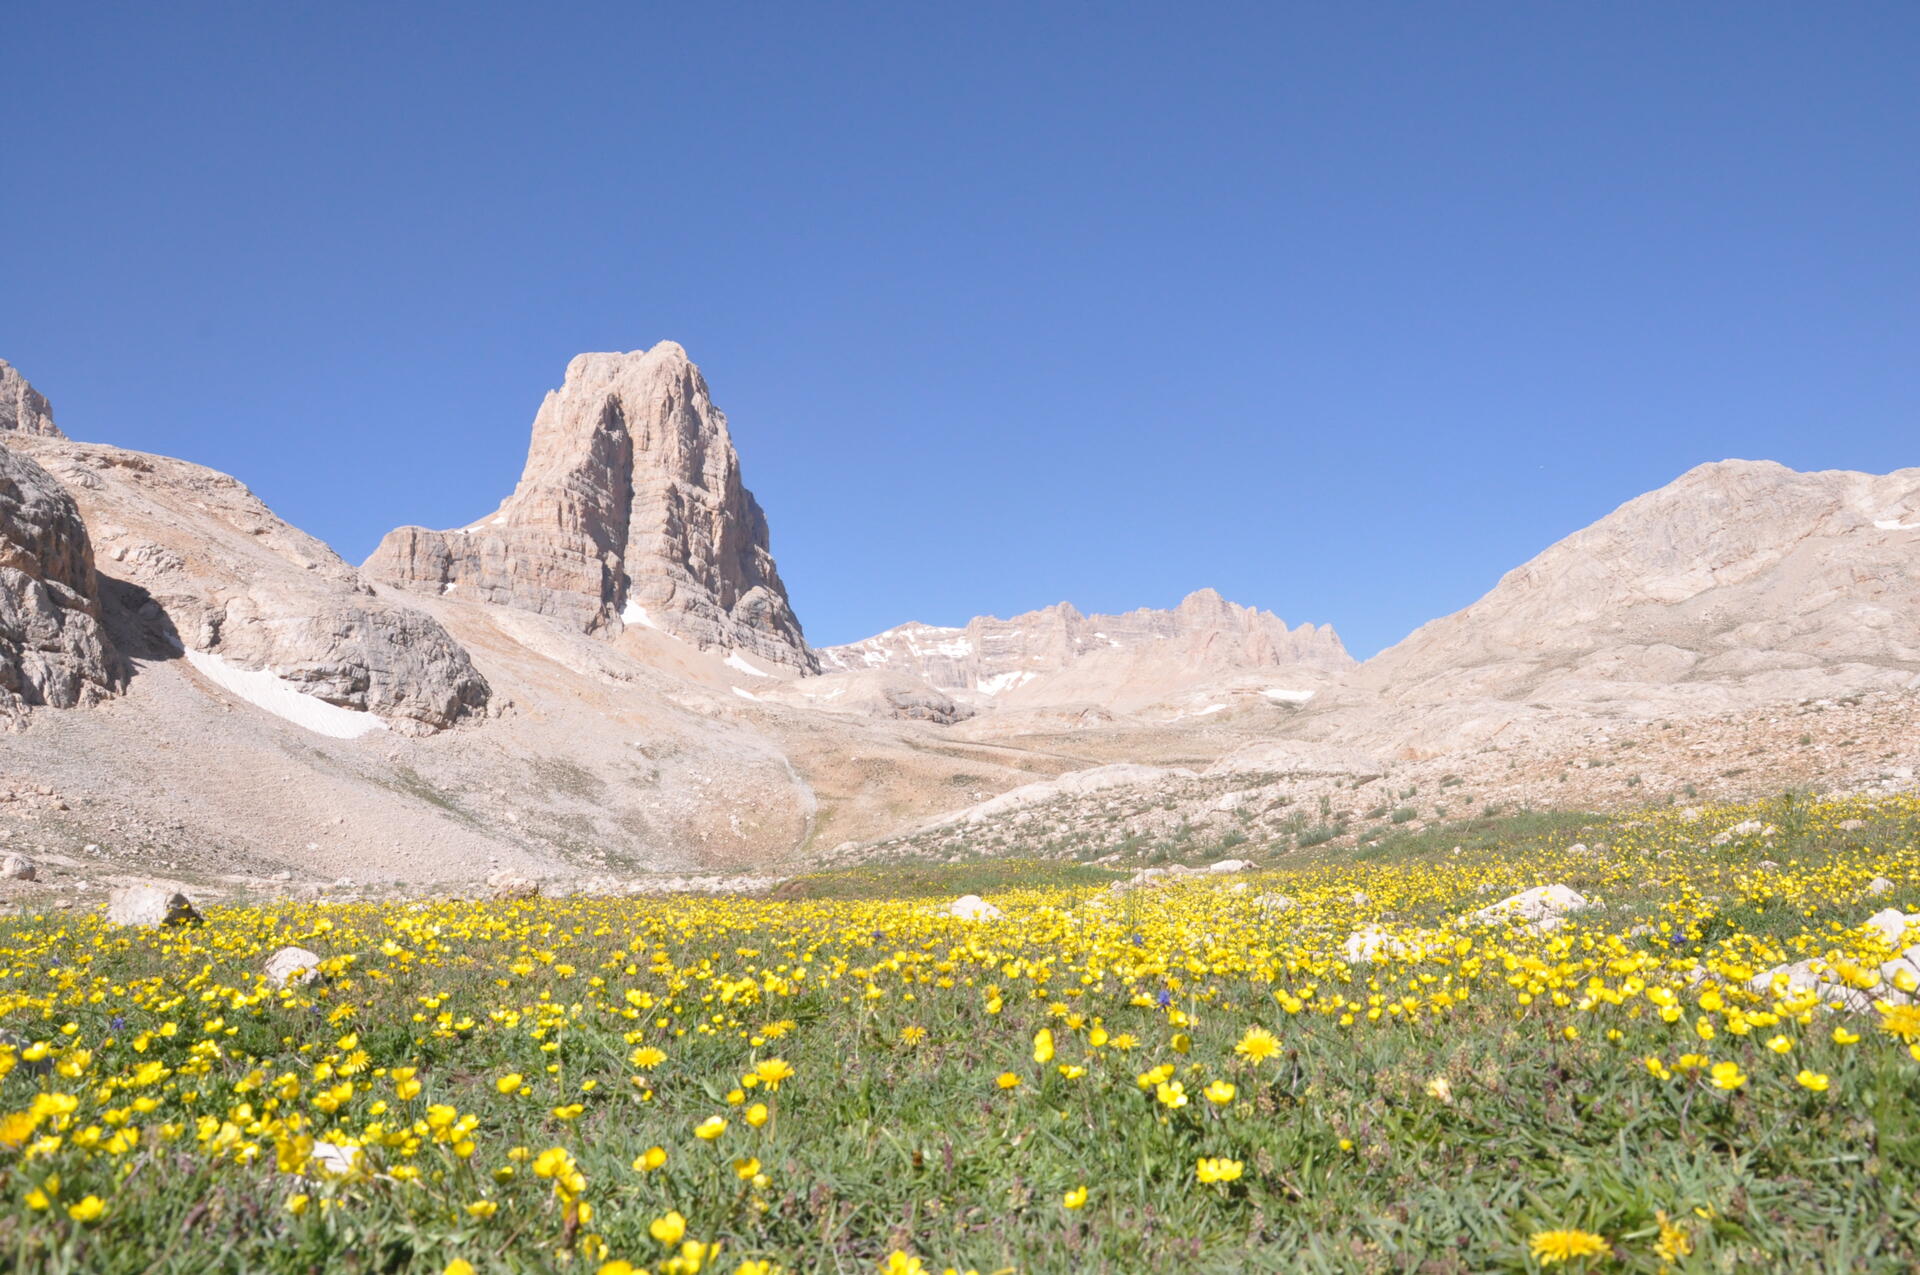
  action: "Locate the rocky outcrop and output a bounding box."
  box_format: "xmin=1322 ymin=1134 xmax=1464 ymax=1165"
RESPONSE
xmin=0 ymin=360 xmax=61 ymax=438
xmin=8 ymin=436 xmax=488 ymax=734
xmin=1 ymin=442 xmax=121 ymax=722
xmin=365 ymin=343 xmax=815 ymax=672
xmin=822 ymin=588 xmax=1351 ymax=711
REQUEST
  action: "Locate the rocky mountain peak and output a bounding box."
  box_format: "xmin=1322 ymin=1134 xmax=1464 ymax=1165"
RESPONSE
xmin=365 ymin=342 xmax=816 ymax=672
xmin=1 ymin=359 xmax=64 ymax=438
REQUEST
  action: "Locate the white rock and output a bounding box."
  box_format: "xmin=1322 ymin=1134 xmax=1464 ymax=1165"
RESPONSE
xmin=1866 ymin=876 xmax=1896 ymax=897
xmin=1255 ymin=893 xmax=1296 ymax=914
xmin=1342 ymin=926 xmax=1405 ymax=963
xmin=0 ymin=853 xmax=34 ymax=881
xmin=1863 ymin=908 xmax=1918 ymax=947
xmin=1467 ymin=884 xmax=1589 ymax=928
xmin=1208 ymin=858 xmax=1256 ymax=874
xmin=946 ymin=894 xmax=1003 ymax=921
xmin=106 ymin=885 xmax=201 ymax=927
xmin=264 ymin=946 xmax=325 ymax=988
xmin=486 ymin=869 xmax=539 ymax=900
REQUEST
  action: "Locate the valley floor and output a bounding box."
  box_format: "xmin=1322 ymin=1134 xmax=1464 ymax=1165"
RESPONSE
xmin=2 ymin=795 xmax=1919 ymax=1273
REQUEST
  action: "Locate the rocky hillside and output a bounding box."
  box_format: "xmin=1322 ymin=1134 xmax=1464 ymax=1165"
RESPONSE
xmin=366 ymin=343 xmax=816 ymax=672
xmin=820 ymin=588 xmax=1351 ymax=714
xmin=1306 ymin=459 xmax=1920 ymax=757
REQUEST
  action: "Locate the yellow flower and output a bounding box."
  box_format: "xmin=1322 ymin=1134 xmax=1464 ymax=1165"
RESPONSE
xmin=1528 ymin=1229 xmax=1607 ymax=1265
xmin=880 ymin=1253 xmax=927 ymax=1275
xmin=1709 ymin=1061 xmax=1747 ymax=1091
xmin=1833 ymin=1027 xmax=1861 ymax=1045
xmin=1764 ymin=1034 xmax=1793 ymax=1054
xmin=1424 ymin=1076 xmax=1454 ymax=1105
xmin=1033 ymin=1029 xmax=1054 ymax=1064
xmin=466 ymin=1200 xmax=498 ymax=1219
xmin=495 ymin=1073 xmax=524 ymax=1095
xmin=745 ymin=1103 xmax=770 ymax=1128
xmin=695 ymin=1115 xmax=728 ymax=1140
xmin=599 ymin=1263 xmax=638 ymax=1275
xmin=1796 ymin=1069 xmax=1830 ymax=1092
xmin=286 ymin=1193 xmax=310 ymax=1216
xmin=445 ymin=1263 xmax=475 ymax=1275
xmin=1203 ymin=1080 xmax=1236 ymax=1106
xmin=899 ymin=1025 xmax=927 ymax=1045
xmin=1063 ymin=1185 xmax=1088 ymax=1210
xmin=630 ymin=1046 xmax=667 ymax=1069
xmin=1195 ymin=1156 xmax=1243 ymax=1184
xmin=995 ymin=1072 xmax=1021 ymax=1091
xmin=1156 ymin=1080 xmax=1187 ymax=1109
xmin=634 ymin=1146 xmax=668 ymax=1172
xmin=1234 ymin=1026 xmax=1280 ymax=1065
xmin=650 ymin=1210 xmax=687 ymax=1246
xmin=734 ymin=1156 xmax=762 ymax=1180
xmin=67 ymin=1195 xmax=106 ymax=1223
xmin=753 ymin=1058 xmax=795 ymax=1090
xmin=1654 ymin=1211 xmax=1693 ymax=1261
xmin=1877 ymin=1003 xmax=1920 ymax=1044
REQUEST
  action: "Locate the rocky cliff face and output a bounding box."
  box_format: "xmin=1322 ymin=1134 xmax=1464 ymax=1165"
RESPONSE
xmin=0 ymin=441 xmax=121 ymax=721
xmin=365 ymin=343 xmax=816 ymax=672
xmin=7 ymin=432 xmax=490 ymax=734
xmin=821 ymin=588 xmax=1352 ymax=701
xmin=0 ymin=359 xmax=62 ymax=439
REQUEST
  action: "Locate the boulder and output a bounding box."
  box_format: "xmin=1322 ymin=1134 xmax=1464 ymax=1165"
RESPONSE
xmin=1342 ymin=926 xmax=1406 ymax=963
xmin=1208 ymin=858 xmax=1256 ymax=874
xmin=1467 ymin=884 xmax=1590 ymax=931
xmin=486 ymin=870 xmax=539 ymax=901
xmin=1866 ymin=876 xmax=1896 ymax=897
xmin=264 ymin=945 xmax=325 ymax=988
xmin=946 ymin=894 xmax=1003 ymax=921
xmin=1863 ymin=908 xmax=1918 ymax=948
xmin=106 ymin=885 xmax=201 ymax=927
xmin=1255 ymin=893 xmax=1296 ymax=914
xmin=1 ymin=853 xmax=34 ymax=881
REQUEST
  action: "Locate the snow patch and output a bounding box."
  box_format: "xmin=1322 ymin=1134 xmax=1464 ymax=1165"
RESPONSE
xmin=726 ymin=651 xmax=770 ymax=678
xmin=621 ymin=600 xmax=657 ymax=629
xmin=1874 ymin=518 xmax=1920 ymax=531
xmin=489 ymin=516 xmax=507 ymax=526
xmin=976 ymin=670 xmax=1038 ymax=696
xmin=731 ymin=687 xmax=760 ymax=701
xmin=1193 ymin=704 xmax=1227 ymax=716
xmin=184 ymin=649 xmax=389 ymax=739
xmin=1261 ymin=688 xmax=1316 ymax=704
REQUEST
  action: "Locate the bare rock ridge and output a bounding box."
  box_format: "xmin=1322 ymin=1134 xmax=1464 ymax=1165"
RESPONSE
xmin=1 ymin=359 xmax=62 ymax=438
xmin=1314 ymin=458 xmax=1920 ymax=753
xmin=365 ymin=343 xmax=816 ymax=672
xmin=0 ymin=440 xmax=121 ymax=721
xmin=821 ymin=588 xmax=1352 ymax=703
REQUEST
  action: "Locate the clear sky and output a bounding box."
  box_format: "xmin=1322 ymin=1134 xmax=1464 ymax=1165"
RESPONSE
xmin=6 ymin=3 xmax=1916 ymax=657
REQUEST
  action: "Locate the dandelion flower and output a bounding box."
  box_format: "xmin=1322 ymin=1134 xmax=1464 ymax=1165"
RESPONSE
xmin=1528 ymin=1229 xmax=1607 ymax=1265
xmin=1235 ymin=1026 xmax=1280 ymax=1065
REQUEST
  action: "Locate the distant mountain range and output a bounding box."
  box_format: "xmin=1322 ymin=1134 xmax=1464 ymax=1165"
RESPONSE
xmin=3 ymin=347 xmax=1914 ymax=886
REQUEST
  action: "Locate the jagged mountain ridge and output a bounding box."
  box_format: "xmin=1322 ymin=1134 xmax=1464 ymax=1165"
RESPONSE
xmin=820 ymin=588 xmax=1352 ymax=713
xmin=365 ymin=343 xmax=815 ymax=672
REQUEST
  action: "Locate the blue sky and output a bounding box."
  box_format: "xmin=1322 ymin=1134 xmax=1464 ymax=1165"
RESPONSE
xmin=6 ymin=3 xmax=1916 ymax=657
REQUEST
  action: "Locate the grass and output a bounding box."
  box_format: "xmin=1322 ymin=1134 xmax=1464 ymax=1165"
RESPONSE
xmin=0 ymin=795 xmax=1918 ymax=1273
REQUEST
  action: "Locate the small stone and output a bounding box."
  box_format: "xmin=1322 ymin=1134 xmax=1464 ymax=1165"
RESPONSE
xmin=0 ymin=853 xmax=34 ymax=881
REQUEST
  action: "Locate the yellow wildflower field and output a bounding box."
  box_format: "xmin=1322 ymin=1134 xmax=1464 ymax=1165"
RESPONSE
xmin=2 ymin=796 xmax=1917 ymax=1273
